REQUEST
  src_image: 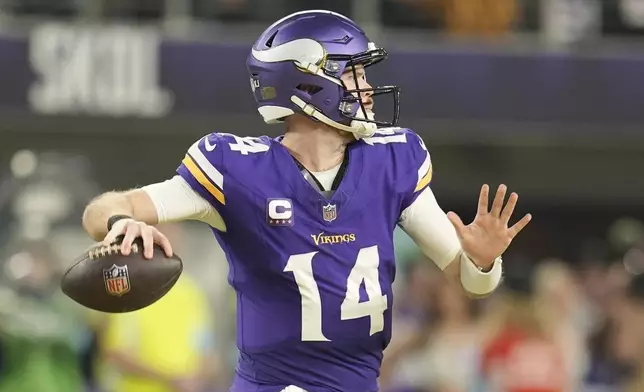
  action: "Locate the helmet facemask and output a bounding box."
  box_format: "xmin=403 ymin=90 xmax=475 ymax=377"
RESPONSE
xmin=331 ymin=47 xmax=400 ymax=137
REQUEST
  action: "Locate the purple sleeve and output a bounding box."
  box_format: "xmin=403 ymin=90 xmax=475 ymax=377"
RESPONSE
xmin=176 ymin=133 xmax=227 ymax=209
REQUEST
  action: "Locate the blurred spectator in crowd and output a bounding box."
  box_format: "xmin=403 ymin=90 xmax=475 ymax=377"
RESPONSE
xmin=97 ymin=273 xmax=218 ymax=392
xmin=478 ymin=260 xmax=570 ymax=392
xmin=584 ymin=316 xmax=632 ymax=391
xmin=621 ymin=273 xmax=644 ymax=392
xmin=0 ymin=240 xmax=90 ymax=392
xmin=380 ymin=259 xmax=439 ymax=390
xmin=533 ymin=260 xmax=589 ymax=390
xmin=408 ymin=280 xmax=480 ymax=392
xmin=381 ymin=259 xmax=481 ymax=392
xmin=441 ymin=0 xmax=518 ymax=37
xmin=96 ymin=223 xmax=224 ymax=392
xmin=382 ymin=0 xmax=517 ymax=36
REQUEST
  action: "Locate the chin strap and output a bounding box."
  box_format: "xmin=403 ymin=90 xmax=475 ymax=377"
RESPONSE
xmin=290 ymin=95 xmax=377 ymax=139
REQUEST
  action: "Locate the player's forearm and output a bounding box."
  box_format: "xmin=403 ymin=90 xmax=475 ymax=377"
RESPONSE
xmin=83 ymin=192 xmax=132 ymax=240
xmin=82 ymin=190 xmax=159 ymax=241
xmin=399 ymin=188 xmax=502 ymax=297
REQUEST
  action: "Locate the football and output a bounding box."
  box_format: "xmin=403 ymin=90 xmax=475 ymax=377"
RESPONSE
xmin=61 ymin=236 xmax=183 ymax=313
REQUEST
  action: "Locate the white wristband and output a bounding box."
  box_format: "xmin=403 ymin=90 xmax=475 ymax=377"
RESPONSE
xmin=460 ymin=253 xmax=503 ymax=296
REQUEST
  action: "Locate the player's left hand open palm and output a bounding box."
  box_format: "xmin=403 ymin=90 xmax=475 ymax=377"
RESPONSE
xmin=447 ymin=184 xmax=532 ymax=270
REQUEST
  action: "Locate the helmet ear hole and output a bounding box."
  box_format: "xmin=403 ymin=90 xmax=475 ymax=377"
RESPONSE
xmin=296 ymin=84 xmax=323 ymax=95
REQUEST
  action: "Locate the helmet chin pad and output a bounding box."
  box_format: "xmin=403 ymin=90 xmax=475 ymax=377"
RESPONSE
xmin=348 ymin=110 xmax=377 ymax=139
xmin=289 ymin=95 xmax=378 ymax=139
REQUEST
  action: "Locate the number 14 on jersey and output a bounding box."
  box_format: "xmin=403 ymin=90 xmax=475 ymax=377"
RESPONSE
xmin=284 ymin=245 xmax=388 ymax=342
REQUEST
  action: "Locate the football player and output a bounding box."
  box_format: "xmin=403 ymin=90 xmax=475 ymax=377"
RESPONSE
xmin=82 ymin=10 xmax=531 ymax=392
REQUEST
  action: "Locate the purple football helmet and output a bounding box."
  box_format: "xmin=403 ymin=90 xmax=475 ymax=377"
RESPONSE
xmin=247 ymin=10 xmax=400 ymax=139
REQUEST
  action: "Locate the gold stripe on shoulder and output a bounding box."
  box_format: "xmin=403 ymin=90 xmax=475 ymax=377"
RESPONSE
xmin=182 ymin=155 xmax=226 ymax=205
xmin=414 ymin=165 xmax=433 ymax=192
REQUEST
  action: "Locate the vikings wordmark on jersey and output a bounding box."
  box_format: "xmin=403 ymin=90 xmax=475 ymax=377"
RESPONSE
xmin=176 ymin=127 xmax=432 ymax=392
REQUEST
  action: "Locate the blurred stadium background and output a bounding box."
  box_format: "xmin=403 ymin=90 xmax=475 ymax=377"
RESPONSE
xmin=1 ymin=0 xmax=644 ymax=391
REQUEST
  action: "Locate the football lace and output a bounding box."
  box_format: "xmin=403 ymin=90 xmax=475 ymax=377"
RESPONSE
xmin=88 ymin=243 xmax=140 ymax=260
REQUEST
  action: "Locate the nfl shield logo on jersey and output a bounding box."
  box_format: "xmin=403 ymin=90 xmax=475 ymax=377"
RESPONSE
xmin=322 ymin=203 xmax=337 ymax=222
xmin=103 ymin=264 xmax=131 ymax=296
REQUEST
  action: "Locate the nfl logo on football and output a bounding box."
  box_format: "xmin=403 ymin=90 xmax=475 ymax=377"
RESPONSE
xmin=322 ymin=203 xmax=337 ymax=222
xmin=103 ymin=264 xmax=131 ymax=296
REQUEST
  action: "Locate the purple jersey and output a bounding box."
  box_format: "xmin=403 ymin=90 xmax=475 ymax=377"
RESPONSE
xmin=176 ymin=128 xmax=432 ymax=392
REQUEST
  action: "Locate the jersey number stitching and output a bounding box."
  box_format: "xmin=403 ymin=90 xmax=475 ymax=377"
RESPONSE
xmin=362 ymin=128 xmax=407 ymax=145
xmin=219 ymin=133 xmax=269 ymax=155
xmin=284 ymin=245 xmax=388 ymax=341
xmin=219 ymin=129 xmax=407 ymax=156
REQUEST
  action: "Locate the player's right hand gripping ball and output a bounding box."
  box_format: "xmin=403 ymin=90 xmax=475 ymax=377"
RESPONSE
xmin=61 ymin=236 xmax=183 ymax=313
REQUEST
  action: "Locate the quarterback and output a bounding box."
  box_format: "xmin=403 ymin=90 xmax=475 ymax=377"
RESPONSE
xmin=82 ymin=10 xmax=531 ymax=392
